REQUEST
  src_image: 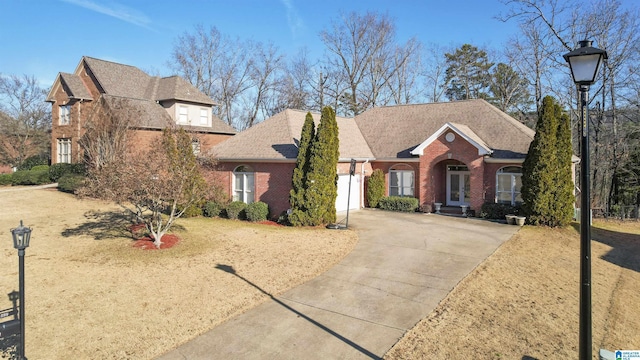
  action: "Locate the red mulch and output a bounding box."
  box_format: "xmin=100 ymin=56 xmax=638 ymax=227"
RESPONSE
xmin=132 ymin=234 xmax=181 ymax=250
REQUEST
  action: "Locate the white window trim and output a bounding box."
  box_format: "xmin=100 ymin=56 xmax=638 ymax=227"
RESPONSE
xmin=199 ymin=108 xmax=209 ymax=125
xmin=233 ymin=166 xmax=255 ymax=204
xmin=178 ymin=106 xmax=188 ymax=123
xmin=57 ymin=138 xmax=71 ymax=163
xmin=389 ymin=169 xmax=414 ymax=197
xmin=59 ymin=105 xmax=70 ymax=125
xmin=496 ymin=167 xmax=523 ymax=206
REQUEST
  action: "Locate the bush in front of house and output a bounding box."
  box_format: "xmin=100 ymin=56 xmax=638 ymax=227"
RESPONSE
xmin=245 ymin=201 xmax=269 ymax=222
xmin=378 ymin=196 xmax=419 ymax=212
xmin=11 ymin=166 xmax=51 ymax=185
xmin=203 ymin=200 xmax=225 ymax=217
xmin=366 ymin=169 xmax=385 ymax=208
xmin=225 ymin=201 xmax=247 ymax=220
xmin=16 ymin=155 xmax=49 ymax=171
xmin=49 ymin=163 xmax=86 ymax=182
xmin=178 ymin=202 xmax=204 ymax=218
xmin=57 ymin=173 xmax=86 ymax=193
xmin=479 ymin=202 xmax=521 ymax=219
xmin=0 ymin=173 xmax=12 ymax=186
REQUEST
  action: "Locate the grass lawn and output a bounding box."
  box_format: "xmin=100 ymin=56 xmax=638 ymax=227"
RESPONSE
xmin=385 ymin=220 xmax=640 ymax=359
xmin=0 ymin=188 xmax=357 ymax=359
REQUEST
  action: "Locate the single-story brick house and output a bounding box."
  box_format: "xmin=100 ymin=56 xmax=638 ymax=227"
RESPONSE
xmin=211 ymin=99 xmax=541 ymax=218
xmin=45 ymin=56 xmax=236 ymax=164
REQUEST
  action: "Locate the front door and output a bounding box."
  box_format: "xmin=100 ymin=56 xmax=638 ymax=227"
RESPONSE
xmin=446 ymin=166 xmax=470 ymax=206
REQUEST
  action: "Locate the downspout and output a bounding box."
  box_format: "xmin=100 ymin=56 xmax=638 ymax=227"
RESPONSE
xmin=360 ymin=159 xmax=370 ymax=209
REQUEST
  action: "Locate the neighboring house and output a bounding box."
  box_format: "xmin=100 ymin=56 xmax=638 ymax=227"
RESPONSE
xmin=211 ymin=100 xmax=541 ymax=218
xmin=45 ymin=56 xmax=236 ymax=164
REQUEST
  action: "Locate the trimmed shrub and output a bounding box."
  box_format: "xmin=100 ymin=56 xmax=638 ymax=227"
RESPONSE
xmin=17 ymin=155 xmax=49 ymax=171
xmin=378 ymin=196 xmax=419 ymax=212
xmin=57 ymin=173 xmax=86 ymax=193
xmin=203 ymin=200 xmax=225 ymax=217
xmin=178 ymin=202 xmax=204 ymax=218
xmin=31 ymin=165 xmax=50 ymax=172
xmin=366 ymin=169 xmax=385 ymax=208
xmin=225 ymin=201 xmax=247 ymax=220
xmin=49 ymin=163 xmax=86 ymax=182
xmin=479 ymin=202 xmax=521 ymax=220
xmin=11 ymin=168 xmax=51 ymax=185
xmin=0 ymin=173 xmax=12 ymax=186
xmin=246 ymin=201 xmax=269 ymax=222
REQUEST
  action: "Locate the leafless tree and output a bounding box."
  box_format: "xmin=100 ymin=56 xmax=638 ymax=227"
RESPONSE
xmin=240 ymin=42 xmax=285 ymax=129
xmin=422 ymin=43 xmax=449 ymax=103
xmin=320 ymin=11 xmax=419 ymax=116
xmin=82 ymin=128 xmax=209 ymax=248
xmin=0 ymin=74 xmax=50 ymax=168
xmin=79 ymin=97 xmax=139 ymax=170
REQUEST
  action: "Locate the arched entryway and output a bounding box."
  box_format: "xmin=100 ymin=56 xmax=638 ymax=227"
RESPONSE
xmin=446 ymin=164 xmax=470 ymax=206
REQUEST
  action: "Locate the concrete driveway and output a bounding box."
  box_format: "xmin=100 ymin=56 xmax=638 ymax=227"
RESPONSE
xmin=157 ymin=210 xmax=519 ymax=360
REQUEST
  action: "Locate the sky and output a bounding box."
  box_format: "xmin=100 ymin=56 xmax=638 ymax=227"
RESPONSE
xmin=0 ymin=0 xmax=545 ymax=87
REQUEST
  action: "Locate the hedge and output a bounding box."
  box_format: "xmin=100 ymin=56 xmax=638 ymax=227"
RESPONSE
xmin=203 ymin=200 xmax=225 ymax=218
xmin=245 ymin=201 xmax=269 ymax=222
xmin=11 ymin=168 xmax=51 ymax=185
xmin=225 ymin=201 xmax=247 ymax=220
xmin=479 ymin=202 xmax=521 ymax=219
xmin=378 ymin=196 xmax=419 ymax=212
xmin=57 ymin=174 xmax=86 ymax=193
xmin=0 ymin=173 xmax=12 ymax=186
xmin=49 ymin=163 xmax=86 ymax=182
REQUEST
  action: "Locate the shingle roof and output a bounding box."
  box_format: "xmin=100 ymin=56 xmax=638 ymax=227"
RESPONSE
xmin=59 ymin=73 xmax=93 ymax=100
xmin=355 ymin=99 xmax=534 ymax=159
xmin=155 ymin=76 xmax=215 ymax=105
xmin=102 ymin=95 xmax=235 ymax=135
xmin=211 ymin=109 xmax=374 ymax=161
xmin=81 ymin=57 xmax=215 ymax=105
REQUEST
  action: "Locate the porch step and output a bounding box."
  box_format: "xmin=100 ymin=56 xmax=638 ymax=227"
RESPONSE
xmin=436 ymin=206 xmax=473 ymax=217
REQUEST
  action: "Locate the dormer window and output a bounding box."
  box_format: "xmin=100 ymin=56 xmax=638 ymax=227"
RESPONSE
xmin=59 ymin=105 xmax=70 ymax=125
xmin=200 ymin=108 xmax=209 ymax=125
xmin=178 ymin=106 xmax=188 ymax=123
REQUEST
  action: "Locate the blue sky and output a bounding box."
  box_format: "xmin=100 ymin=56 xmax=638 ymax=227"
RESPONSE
xmin=2 ymin=0 xmax=525 ymax=87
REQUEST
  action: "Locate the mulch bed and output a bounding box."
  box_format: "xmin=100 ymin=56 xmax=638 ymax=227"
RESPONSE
xmin=133 ymin=234 xmax=181 ymax=250
xmin=128 ymin=224 xmax=181 ymax=250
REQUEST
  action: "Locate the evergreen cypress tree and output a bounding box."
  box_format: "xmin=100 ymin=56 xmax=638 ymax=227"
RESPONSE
xmin=305 ymin=106 xmax=340 ymax=225
xmin=288 ymin=113 xmax=315 ymax=226
xmin=522 ymin=95 xmax=573 ymax=226
xmin=553 ymin=97 xmax=575 ymax=226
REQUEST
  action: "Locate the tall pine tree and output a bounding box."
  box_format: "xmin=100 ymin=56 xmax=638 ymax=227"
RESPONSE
xmin=521 ymin=95 xmax=573 ymax=226
xmin=305 ymin=106 xmax=340 ymax=225
xmin=288 ymin=112 xmax=315 ymax=226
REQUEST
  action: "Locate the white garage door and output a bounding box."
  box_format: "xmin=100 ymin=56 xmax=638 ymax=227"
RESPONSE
xmin=336 ymin=174 xmax=360 ymax=212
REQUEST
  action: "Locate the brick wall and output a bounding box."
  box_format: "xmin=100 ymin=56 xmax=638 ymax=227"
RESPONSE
xmin=215 ymin=162 xmax=296 ymax=218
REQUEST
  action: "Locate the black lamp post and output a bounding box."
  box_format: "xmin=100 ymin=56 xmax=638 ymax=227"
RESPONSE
xmin=563 ymin=40 xmax=608 ymax=360
xmin=11 ymin=220 xmax=31 ymax=360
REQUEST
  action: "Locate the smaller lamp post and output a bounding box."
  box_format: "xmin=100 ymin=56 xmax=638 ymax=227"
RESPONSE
xmin=563 ymin=40 xmax=608 ymax=360
xmin=11 ymin=220 xmax=31 ymax=360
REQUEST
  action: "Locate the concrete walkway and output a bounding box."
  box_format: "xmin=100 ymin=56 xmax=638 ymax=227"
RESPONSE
xmin=157 ymin=210 xmax=519 ymax=360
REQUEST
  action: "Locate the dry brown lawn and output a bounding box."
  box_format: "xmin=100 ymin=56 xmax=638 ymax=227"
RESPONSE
xmin=0 ymin=188 xmax=357 ymax=359
xmin=386 ymin=220 xmax=640 ymax=359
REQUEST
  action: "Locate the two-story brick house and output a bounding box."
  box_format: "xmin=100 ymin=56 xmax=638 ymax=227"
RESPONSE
xmin=46 ymin=56 xmax=236 ymax=164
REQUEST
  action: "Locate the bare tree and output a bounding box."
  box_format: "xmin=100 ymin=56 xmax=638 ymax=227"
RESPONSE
xmin=422 ymin=43 xmax=449 ymax=103
xmin=79 ymin=97 xmax=139 ymax=170
xmin=240 ymin=42 xmax=285 ymax=129
xmin=271 ymin=48 xmax=314 ymax=114
xmin=320 ymin=11 xmax=418 ymax=116
xmin=0 ymin=74 xmax=50 ymax=168
xmin=82 ymin=128 xmax=208 ymax=248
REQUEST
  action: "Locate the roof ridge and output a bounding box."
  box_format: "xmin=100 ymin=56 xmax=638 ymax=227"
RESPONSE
xmin=82 ymin=56 xmax=141 ymax=70
xmin=481 ymin=100 xmax=535 ymax=138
